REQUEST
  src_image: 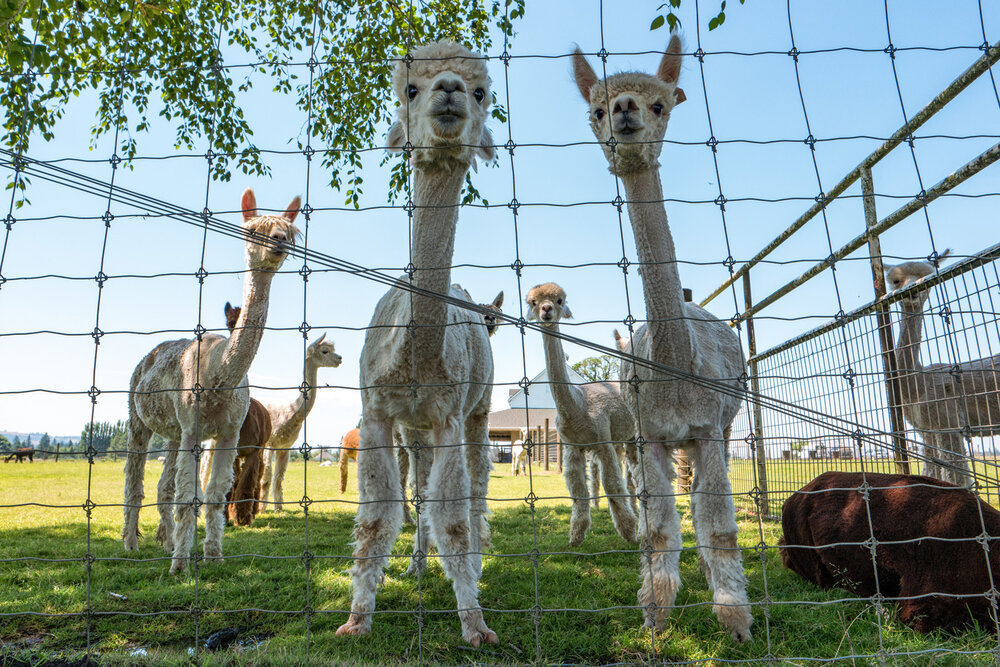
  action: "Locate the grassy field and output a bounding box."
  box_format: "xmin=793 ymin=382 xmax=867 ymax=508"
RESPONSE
xmin=1 ymin=459 xmax=997 ymax=666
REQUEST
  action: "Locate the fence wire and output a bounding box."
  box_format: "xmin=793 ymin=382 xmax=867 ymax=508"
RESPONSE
xmin=2 ymin=1 xmax=1000 ymax=665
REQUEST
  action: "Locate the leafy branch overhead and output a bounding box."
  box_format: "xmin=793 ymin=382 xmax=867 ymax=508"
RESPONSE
xmin=650 ymin=0 xmax=745 ymax=32
xmin=0 ymin=0 xmax=524 ymax=207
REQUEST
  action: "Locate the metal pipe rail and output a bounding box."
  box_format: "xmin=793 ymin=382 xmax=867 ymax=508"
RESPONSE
xmin=701 ymin=38 xmax=1000 ymax=309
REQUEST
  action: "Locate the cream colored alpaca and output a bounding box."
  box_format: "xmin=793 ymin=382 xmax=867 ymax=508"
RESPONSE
xmin=511 ymin=440 xmax=529 ymax=476
xmin=336 ymin=41 xmax=498 ymax=647
xmin=525 ymin=282 xmax=637 ymax=546
xmin=122 ymin=188 xmax=299 ymax=574
xmin=573 ymin=37 xmax=752 ymax=641
xmin=259 ymin=333 xmax=343 ymax=509
xmin=888 ymin=250 xmax=997 ymax=485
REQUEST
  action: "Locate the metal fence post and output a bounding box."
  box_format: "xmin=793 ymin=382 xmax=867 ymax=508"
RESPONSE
xmin=742 ymin=272 xmax=770 ymax=517
xmin=544 ymin=418 xmax=550 ymax=471
xmin=861 ymin=165 xmax=911 ymax=475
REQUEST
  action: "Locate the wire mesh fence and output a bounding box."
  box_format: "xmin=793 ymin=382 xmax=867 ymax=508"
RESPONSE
xmin=2 ymin=0 xmax=1000 ymax=665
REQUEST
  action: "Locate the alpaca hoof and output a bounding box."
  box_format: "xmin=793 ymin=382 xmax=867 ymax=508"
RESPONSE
xmin=714 ymin=592 xmax=752 ymax=643
xmin=123 ymin=535 xmax=139 ymax=552
xmin=466 ymin=627 xmax=499 ymax=648
xmin=404 ymin=559 xmax=426 ymax=577
xmin=169 ymin=558 xmax=188 ymax=575
xmin=336 ymin=615 xmax=371 ymax=637
xmin=568 ymin=535 xmax=585 ymax=548
xmin=203 ymin=545 xmax=223 ymax=562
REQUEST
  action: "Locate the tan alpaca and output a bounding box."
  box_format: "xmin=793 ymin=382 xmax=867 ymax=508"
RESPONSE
xmin=122 ymin=188 xmax=300 ymax=574
xmin=525 ymin=282 xmax=637 ymax=546
xmin=887 ymin=250 xmax=998 ymax=485
xmin=336 ymin=41 xmax=498 ymax=647
xmin=257 ymin=331 xmax=342 ymax=509
xmin=573 ymin=36 xmax=752 ymax=642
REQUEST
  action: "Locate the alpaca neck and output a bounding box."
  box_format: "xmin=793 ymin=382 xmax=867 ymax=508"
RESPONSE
xmin=218 ymin=268 xmax=274 ymax=388
xmin=408 ymin=165 xmax=466 ymax=368
xmin=896 ymin=301 xmax=925 ymax=383
xmin=287 ymin=361 xmax=320 ymax=425
xmin=620 ymin=168 xmax=692 ymax=366
xmin=542 ymin=324 xmax=587 ymax=421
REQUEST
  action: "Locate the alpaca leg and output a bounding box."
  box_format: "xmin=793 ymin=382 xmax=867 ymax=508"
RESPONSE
xmin=233 ymin=449 xmax=263 ymax=526
xmin=404 ymin=432 xmax=433 ymax=577
xmin=339 ymin=447 xmax=350 ymax=493
xmin=589 ymin=453 xmax=601 ymax=508
xmin=938 ymin=428 xmax=971 ymax=487
xmin=156 ymin=444 xmax=178 ymax=552
xmin=464 ymin=405 xmax=493 ymax=555
xmin=564 ymin=445 xmax=592 ymax=547
xmin=635 ymin=441 xmax=682 ymax=631
xmin=426 ymin=418 xmax=497 ymax=647
xmin=336 ymin=418 xmax=404 ymax=638
xmin=396 ymin=439 xmax=414 ymax=524
xmin=204 ymin=435 xmax=239 ymax=559
xmin=122 ymin=412 xmax=152 ymax=551
xmin=691 ymin=438 xmax=752 ymax=643
xmin=260 ymin=448 xmax=275 ymax=507
xmin=171 ymin=434 xmax=202 ymax=574
xmin=272 ymin=447 xmax=291 ymax=508
xmin=921 ymin=431 xmax=944 ymax=480
xmin=595 ymin=442 xmax=638 ymax=543
xmin=198 ymin=448 xmax=214 ymax=494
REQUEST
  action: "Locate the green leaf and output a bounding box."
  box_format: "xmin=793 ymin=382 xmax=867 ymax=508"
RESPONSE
xmin=650 ymin=14 xmax=665 ymax=30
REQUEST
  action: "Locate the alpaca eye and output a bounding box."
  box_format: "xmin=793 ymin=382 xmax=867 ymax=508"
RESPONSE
xmin=594 ymin=108 xmax=605 ymax=121
xmin=473 ymin=88 xmax=485 ymax=102
xmin=557 ymin=299 xmax=562 ymax=304
xmin=407 ymin=84 xmax=418 ymax=100
xmin=652 ymin=103 xmax=664 ymax=115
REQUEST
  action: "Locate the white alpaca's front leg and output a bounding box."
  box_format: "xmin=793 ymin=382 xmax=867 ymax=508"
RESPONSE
xmin=170 ymin=434 xmax=202 ymax=574
xmin=563 ymin=445 xmax=592 ymax=547
xmin=426 ymin=417 xmax=497 ymax=647
xmin=204 ymin=434 xmax=239 ymax=562
xmin=405 ymin=438 xmax=433 ymax=577
xmin=635 ymin=440 xmax=682 ymax=631
xmin=691 ymin=437 xmax=752 ymax=643
xmin=156 ymin=444 xmax=178 ymax=552
xmin=594 ymin=441 xmax=637 ymax=543
xmin=336 ymin=418 xmax=404 ymax=638
xmin=271 ymin=447 xmax=291 ymax=508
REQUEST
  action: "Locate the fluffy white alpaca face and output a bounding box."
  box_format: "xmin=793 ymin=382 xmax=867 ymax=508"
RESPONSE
xmin=386 ymin=41 xmax=495 ymax=170
xmin=886 ymin=250 xmax=950 ymax=307
xmin=308 ymin=333 xmax=343 ymax=368
xmin=526 ymin=282 xmax=572 ymax=326
xmin=572 ymin=35 xmax=686 ymax=174
xmin=240 ymin=188 xmax=301 ymax=271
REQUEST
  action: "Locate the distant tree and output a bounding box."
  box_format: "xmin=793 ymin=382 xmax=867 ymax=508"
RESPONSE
xmin=38 ymin=433 xmax=50 ymax=449
xmin=572 ymin=355 xmax=620 ymax=383
xmin=80 ymin=420 xmax=128 ymax=455
xmin=24 ymin=434 xmax=32 ymax=448
xmin=12 ymin=435 xmax=21 ymax=447
xmin=0 ymin=434 xmax=11 ymax=451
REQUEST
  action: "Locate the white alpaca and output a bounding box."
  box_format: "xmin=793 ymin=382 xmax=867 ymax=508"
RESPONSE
xmin=258 ymin=333 xmax=343 ymax=509
xmin=336 ymin=41 xmax=498 ymax=647
xmin=887 ymin=250 xmax=997 ymax=485
xmin=573 ymin=37 xmax=752 ymax=641
xmin=525 ymin=283 xmax=638 ymax=545
xmin=511 ymin=440 xmax=529 ymax=476
xmin=122 ymin=188 xmax=300 ymax=574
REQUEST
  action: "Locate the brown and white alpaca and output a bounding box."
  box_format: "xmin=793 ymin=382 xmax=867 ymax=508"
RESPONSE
xmin=122 ymin=188 xmax=299 ymax=573
xmin=525 ymin=282 xmax=637 ymax=546
xmin=573 ymin=37 xmax=752 ymax=641
xmin=336 ymin=41 xmax=498 ymax=646
xmin=887 ymin=251 xmax=1000 ymax=485
xmin=258 ymin=331 xmax=342 ymax=508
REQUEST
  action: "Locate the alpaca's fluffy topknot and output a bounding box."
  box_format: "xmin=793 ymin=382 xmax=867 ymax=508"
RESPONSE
xmin=393 ymin=41 xmax=490 ymax=102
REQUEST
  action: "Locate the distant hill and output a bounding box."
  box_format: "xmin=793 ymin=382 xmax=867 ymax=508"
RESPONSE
xmin=0 ymin=430 xmax=80 ymax=444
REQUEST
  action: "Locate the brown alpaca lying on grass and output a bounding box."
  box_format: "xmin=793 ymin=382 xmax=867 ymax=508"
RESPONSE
xmin=779 ymin=471 xmax=1000 ymax=633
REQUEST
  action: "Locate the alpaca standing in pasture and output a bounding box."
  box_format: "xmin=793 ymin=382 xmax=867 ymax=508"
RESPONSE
xmin=122 ymin=188 xmax=299 ymax=573
xmin=780 ymin=471 xmax=1000 ymax=633
xmin=259 ymin=332 xmax=342 ymax=508
xmin=511 ymin=440 xmax=529 ymax=476
xmin=888 ymin=250 xmax=999 ymax=485
xmin=336 ymin=41 xmax=498 ymax=646
xmin=573 ymin=37 xmax=752 ymax=641
xmin=525 ymin=282 xmax=637 ymax=546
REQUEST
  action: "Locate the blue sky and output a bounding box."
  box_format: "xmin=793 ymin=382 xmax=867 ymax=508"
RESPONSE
xmin=1 ymin=0 xmax=998 ymax=446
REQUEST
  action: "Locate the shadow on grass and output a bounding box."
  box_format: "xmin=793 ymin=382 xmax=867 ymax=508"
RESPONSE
xmin=1 ymin=505 xmax=996 ymax=665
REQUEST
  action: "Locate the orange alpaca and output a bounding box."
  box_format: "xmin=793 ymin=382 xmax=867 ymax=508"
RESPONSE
xmin=339 ymin=428 xmax=360 ymax=493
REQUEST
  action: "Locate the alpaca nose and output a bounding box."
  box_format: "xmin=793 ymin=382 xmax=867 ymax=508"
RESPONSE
xmin=613 ymin=95 xmax=639 ymax=115
xmin=434 ymin=75 xmax=465 ymax=94
xmin=541 ymin=304 xmax=553 ymax=314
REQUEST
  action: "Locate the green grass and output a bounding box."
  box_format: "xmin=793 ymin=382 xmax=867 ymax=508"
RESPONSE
xmin=1 ymin=459 xmax=996 ymax=665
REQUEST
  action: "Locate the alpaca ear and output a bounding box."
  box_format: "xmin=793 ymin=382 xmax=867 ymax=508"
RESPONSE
xmin=386 ymin=121 xmax=406 ymax=155
xmin=674 ymin=87 xmax=687 ymax=105
xmin=284 ymin=196 xmax=302 ymax=223
xmin=475 ymin=126 xmax=495 ymax=164
xmin=492 ymin=291 xmax=504 ymax=308
xmin=241 ymin=188 xmax=258 ymax=221
xmin=657 ymin=34 xmax=683 ymax=85
xmin=571 ymin=46 xmax=598 ymax=103
xmin=314 ymin=332 xmax=326 ymax=345
xmin=562 ymin=303 xmax=573 ymax=319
